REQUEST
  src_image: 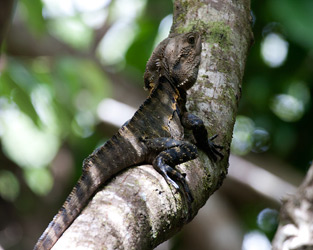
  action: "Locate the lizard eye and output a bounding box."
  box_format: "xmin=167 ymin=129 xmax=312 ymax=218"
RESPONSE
xmin=187 ymin=35 xmax=195 ymax=44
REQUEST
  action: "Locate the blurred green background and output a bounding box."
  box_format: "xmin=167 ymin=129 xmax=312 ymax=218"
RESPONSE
xmin=0 ymin=0 xmax=312 ymax=249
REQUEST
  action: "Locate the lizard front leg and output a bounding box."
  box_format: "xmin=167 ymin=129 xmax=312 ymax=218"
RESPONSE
xmin=144 ymin=138 xmax=198 ymax=218
xmin=182 ymin=113 xmax=223 ymax=162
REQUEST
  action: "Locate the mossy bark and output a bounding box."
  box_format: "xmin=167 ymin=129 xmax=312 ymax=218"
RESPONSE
xmin=52 ymin=0 xmax=253 ymax=249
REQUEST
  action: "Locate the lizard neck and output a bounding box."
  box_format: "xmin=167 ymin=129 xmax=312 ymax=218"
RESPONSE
xmin=151 ymin=77 xmax=188 ymax=116
xmin=156 ymin=75 xmax=187 ymax=101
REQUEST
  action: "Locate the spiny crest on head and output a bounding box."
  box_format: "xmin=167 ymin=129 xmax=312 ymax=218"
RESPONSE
xmin=144 ymin=38 xmax=169 ymax=92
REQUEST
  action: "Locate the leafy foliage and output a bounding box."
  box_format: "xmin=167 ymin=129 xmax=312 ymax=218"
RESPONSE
xmin=0 ymin=0 xmax=312 ymax=249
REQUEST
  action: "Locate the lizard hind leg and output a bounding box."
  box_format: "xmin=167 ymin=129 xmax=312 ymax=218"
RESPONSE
xmin=150 ymin=141 xmax=198 ymax=219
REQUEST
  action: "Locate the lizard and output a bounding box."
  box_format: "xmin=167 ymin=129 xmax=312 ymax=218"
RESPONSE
xmin=34 ymin=31 xmax=223 ymax=250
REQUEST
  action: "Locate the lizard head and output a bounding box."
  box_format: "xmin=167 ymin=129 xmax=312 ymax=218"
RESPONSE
xmin=163 ymin=32 xmax=202 ymax=91
xmin=144 ymin=32 xmax=202 ymax=92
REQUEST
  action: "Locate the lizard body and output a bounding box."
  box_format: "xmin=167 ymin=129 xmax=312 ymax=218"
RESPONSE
xmin=34 ymin=32 xmax=223 ymax=250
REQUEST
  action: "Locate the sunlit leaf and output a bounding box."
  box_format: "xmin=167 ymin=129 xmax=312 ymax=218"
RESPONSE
xmin=0 ymin=107 xmax=60 ymax=169
xmin=78 ymin=60 xmax=112 ymax=102
xmin=53 ymin=57 xmax=112 ymax=138
xmin=0 ymin=71 xmax=39 ymax=125
xmin=125 ymin=19 xmax=158 ymax=75
xmin=288 ymin=82 xmax=310 ymax=106
xmin=231 ymin=116 xmax=255 ymax=155
xmin=271 ymin=94 xmax=304 ymax=122
xmin=20 ymin=0 xmax=46 ymax=33
xmin=54 ymin=57 xmax=81 ymax=102
xmin=97 ymin=21 xmax=137 ymax=66
xmin=7 ymin=59 xmax=38 ymax=92
xmin=54 ymin=57 xmax=111 ymax=111
xmin=125 ymin=0 xmax=172 ymax=78
xmin=48 ymin=17 xmax=93 ymax=50
xmin=261 ymin=33 xmax=288 ymax=67
xmin=24 ymin=168 xmax=53 ymax=196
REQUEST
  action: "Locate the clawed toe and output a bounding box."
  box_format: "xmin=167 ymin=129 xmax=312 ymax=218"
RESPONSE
xmin=206 ymin=134 xmax=224 ymax=161
xmin=209 ymin=134 xmax=218 ymax=141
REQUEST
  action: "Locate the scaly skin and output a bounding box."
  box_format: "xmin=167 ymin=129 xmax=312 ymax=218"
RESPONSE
xmin=34 ymin=32 xmax=223 ymax=250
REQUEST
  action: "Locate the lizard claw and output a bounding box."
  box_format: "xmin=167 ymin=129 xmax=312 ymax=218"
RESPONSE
xmin=206 ymin=134 xmax=224 ymax=162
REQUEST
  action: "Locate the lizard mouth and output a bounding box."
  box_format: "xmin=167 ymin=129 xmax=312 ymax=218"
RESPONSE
xmin=177 ymin=75 xmax=196 ymax=90
xmin=178 ymin=79 xmax=188 ymax=88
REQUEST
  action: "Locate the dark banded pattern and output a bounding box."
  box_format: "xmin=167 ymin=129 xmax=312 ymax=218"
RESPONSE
xmin=34 ymin=32 xmax=224 ymax=249
xmin=34 ymin=81 xmax=185 ymax=250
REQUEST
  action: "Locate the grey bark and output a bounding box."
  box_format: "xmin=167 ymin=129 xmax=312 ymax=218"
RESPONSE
xmin=272 ymin=163 xmax=313 ymax=250
xmin=52 ymin=0 xmax=253 ymax=249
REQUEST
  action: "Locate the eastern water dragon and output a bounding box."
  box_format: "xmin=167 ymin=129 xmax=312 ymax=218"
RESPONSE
xmin=34 ymin=31 xmax=223 ymax=250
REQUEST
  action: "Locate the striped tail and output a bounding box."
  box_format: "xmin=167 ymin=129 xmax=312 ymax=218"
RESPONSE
xmin=34 ymin=130 xmax=144 ymax=250
xmin=34 ymin=160 xmax=103 ymax=250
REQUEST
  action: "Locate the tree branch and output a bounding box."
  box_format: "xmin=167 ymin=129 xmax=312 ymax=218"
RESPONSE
xmin=0 ymin=0 xmax=16 ymax=49
xmin=272 ymin=162 xmax=313 ymax=249
xmin=52 ymin=0 xmax=253 ymax=249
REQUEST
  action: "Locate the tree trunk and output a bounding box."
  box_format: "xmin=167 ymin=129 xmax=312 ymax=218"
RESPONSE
xmin=52 ymin=0 xmax=253 ymax=249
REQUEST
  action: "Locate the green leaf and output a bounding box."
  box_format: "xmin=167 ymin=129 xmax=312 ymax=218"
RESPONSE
xmin=48 ymin=17 xmax=93 ymax=50
xmin=78 ymin=60 xmax=112 ymax=102
xmin=125 ymin=19 xmax=158 ymax=75
xmin=0 ymin=170 xmax=20 ymax=202
xmin=11 ymin=87 xmax=39 ymax=124
xmin=7 ymin=58 xmax=38 ymax=92
xmin=125 ymin=0 xmax=172 ymax=79
xmin=55 ymin=57 xmax=111 ymax=110
xmin=24 ymin=168 xmax=53 ymax=196
xmin=20 ymin=0 xmax=46 ymax=33
xmin=53 ymin=57 xmax=112 ymax=138
xmin=268 ymin=0 xmax=313 ymax=49
xmin=0 ymin=70 xmax=39 ymax=125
